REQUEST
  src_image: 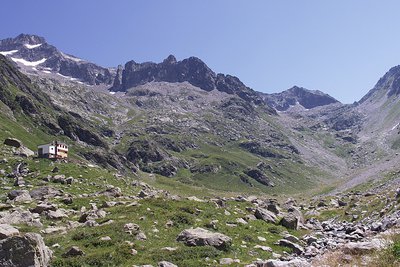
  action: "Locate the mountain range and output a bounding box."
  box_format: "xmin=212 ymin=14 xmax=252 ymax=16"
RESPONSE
xmin=1 ymin=33 xmax=400 ymax=194
xmin=1 ymin=33 xmax=400 ymax=266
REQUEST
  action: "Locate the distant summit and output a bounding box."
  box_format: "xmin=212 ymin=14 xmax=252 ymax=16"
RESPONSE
xmin=0 ymin=34 xmax=343 ymax=114
xmin=111 ymin=54 xmax=266 ymax=105
xmin=259 ymin=86 xmax=340 ymax=111
xmin=0 ymin=34 xmax=114 ymax=85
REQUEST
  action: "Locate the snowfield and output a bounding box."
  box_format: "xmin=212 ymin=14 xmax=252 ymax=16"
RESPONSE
xmin=11 ymin=57 xmax=46 ymax=66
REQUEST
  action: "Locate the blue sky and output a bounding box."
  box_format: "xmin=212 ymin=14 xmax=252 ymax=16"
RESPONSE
xmin=1 ymin=0 xmax=400 ymax=103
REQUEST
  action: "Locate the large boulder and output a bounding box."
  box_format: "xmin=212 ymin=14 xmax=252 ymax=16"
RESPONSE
xmin=30 ymin=203 xmax=57 ymax=214
xmin=255 ymin=208 xmax=278 ymax=224
xmin=0 ymin=233 xmax=52 ymax=266
xmin=15 ymin=146 xmax=35 ymax=158
xmin=176 ymin=227 xmax=231 ymax=250
xmin=29 ymin=187 xmax=63 ymax=200
xmin=158 ymin=261 xmax=178 ymax=267
xmin=342 ymin=239 xmax=386 ymax=254
xmin=96 ymin=187 xmax=122 ymax=197
xmin=287 ymin=206 xmax=304 ymax=224
xmin=266 ymin=199 xmax=281 ymax=215
xmin=278 ymin=239 xmax=304 ymax=255
xmin=7 ymin=190 xmax=32 ymax=202
xmin=0 ymin=224 xmax=19 ymax=239
xmin=63 ymin=246 xmax=84 ymax=257
xmin=280 ymin=213 xmax=298 ymax=230
xmin=257 ymin=259 xmax=311 ymax=267
xmin=0 ymin=208 xmax=42 ymax=227
xmin=78 ymin=209 xmax=106 ymax=223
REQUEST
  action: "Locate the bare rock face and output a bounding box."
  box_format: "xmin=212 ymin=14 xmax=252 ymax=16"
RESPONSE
xmin=244 ymin=169 xmax=275 ymax=187
xmin=113 ymin=56 xmax=216 ymax=92
xmin=110 ymin=55 xmax=266 ymax=107
xmin=0 ymin=232 xmax=52 ymax=267
xmin=176 ymin=227 xmax=232 ymax=250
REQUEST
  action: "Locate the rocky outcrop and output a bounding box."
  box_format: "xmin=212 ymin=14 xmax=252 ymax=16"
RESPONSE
xmin=239 ymin=141 xmax=284 ymax=159
xmin=176 ymin=227 xmax=232 ymax=250
xmin=244 ymin=169 xmax=275 ymax=187
xmin=127 ymin=139 xmax=167 ymax=164
xmin=0 ymin=232 xmax=52 ymax=267
xmin=57 ymin=115 xmax=107 ymax=148
xmin=112 ymin=55 xmax=216 ymax=92
xmin=110 ymin=55 xmax=266 ymax=106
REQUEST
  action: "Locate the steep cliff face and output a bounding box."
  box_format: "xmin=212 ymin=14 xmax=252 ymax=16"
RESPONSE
xmin=113 ymin=55 xmax=216 ymax=92
xmin=110 ymin=55 xmax=269 ymax=109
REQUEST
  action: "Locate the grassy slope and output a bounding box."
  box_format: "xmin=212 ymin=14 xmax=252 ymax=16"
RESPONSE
xmin=0 ymin=143 xmax=305 ymax=267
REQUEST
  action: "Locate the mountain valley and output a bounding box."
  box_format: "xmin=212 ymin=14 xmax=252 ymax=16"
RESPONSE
xmin=0 ymin=34 xmax=399 ymax=266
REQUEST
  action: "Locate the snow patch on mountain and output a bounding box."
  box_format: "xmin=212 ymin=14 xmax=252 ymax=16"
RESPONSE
xmin=11 ymin=57 xmax=46 ymax=66
xmin=62 ymin=52 xmax=82 ymax=62
xmin=0 ymin=49 xmax=18 ymax=56
xmin=24 ymin=43 xmax=42 ymax=49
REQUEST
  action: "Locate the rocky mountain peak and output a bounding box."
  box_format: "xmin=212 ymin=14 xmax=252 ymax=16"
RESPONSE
xmin=0 ymin=34 xmax=114 ymax=86
xmin=14 ymin=33 xmax=46 ymax=45
xmin=111 ymin=55 xmax=267 ymax=106
xmin=259 ymin=85 xmax=340 ymax=111
xmin=163 ymin=54 xmax=177 ymax=64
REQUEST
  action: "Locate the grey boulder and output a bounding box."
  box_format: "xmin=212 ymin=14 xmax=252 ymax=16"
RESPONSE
xmin=0 ymin=224 xmax=19 ymax=239
xmin=176 ymin=227 xmax=231 ymax=250
xmin=255 ymin=208 xmax=278 ymax=224
xmin=158 ymin=261 xmax=178 ymax=267
xmin=0 ymin=233 xmax=52 ymax=267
